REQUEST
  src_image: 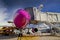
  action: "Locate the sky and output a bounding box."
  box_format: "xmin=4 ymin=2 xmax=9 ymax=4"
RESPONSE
xmin=0 ymin=0 xmax=60 ymax=26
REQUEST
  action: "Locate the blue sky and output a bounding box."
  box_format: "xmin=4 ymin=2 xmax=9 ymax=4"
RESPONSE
xmin=3 ymin=0 xmax=60 ymax=12
xmin=0 ymin=0 xmax=60 ymax=26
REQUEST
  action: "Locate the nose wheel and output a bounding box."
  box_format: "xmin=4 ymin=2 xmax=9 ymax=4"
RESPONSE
xmin=17 ymin=33 xmax=23 ymax=40
xmin=17 ymin=29 xmax=23 ymax=40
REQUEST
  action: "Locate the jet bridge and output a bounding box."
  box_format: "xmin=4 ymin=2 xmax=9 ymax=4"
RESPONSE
xmin=25 ymin=7 xmax=60 ymax=23
xmin=34 ymin=12 xmax=60 ymax=23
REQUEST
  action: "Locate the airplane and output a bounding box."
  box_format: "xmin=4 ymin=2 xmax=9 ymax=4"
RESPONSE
xmin=0 ymin=9 xmax=39 ymax=36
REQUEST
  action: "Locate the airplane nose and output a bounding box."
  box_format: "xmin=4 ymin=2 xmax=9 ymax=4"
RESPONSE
xmin=14 ymin=9 xmax=31 ymax=29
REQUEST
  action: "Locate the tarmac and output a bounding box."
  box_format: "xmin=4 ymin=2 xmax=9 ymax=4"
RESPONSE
xmin=0 ymin=35 xmax=60 ymax=40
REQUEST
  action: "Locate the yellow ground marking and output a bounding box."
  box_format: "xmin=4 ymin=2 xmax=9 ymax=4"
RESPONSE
xmin=17 ymin=36 xmax=40 ymax=40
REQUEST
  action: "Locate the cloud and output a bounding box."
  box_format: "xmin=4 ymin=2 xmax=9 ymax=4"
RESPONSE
xmin=0 ymin=8 xmax=9 ymax=26
xmin=0 ymin=8 xmax=7 ymax=21
xmin=0 ymin=0 xmax=13 ymax=26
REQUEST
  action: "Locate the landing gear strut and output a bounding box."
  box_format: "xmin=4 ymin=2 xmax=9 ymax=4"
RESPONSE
xmin=17 ymin=29 xmax=23 ymax=40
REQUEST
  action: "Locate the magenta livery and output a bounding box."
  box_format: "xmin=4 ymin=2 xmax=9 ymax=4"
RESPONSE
xmin=14 ymin=9 xmax=31 ymax=29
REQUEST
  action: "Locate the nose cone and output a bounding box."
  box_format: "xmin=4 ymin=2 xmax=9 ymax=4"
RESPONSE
xmin=14 ymin=9 xmax=31 ymax=29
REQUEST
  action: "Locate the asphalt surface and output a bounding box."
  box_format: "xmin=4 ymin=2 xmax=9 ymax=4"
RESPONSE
xmin=0 ymin=35 xmax=60 ymax=40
